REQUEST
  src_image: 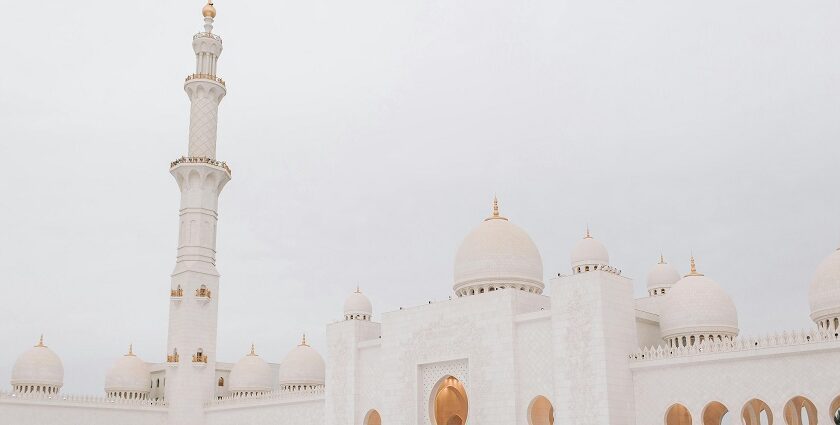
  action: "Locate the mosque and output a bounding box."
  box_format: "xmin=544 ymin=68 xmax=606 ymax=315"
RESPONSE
xmin=2 ymin=3 xmax=840 ymax=425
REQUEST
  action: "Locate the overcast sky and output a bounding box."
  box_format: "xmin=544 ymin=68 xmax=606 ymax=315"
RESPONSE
xmin=1 ymin=0 xmax=839 ymax=394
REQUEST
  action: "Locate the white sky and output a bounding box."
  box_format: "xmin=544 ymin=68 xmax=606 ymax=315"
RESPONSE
xmin=1 ymin=0 xmax=839 ymax=394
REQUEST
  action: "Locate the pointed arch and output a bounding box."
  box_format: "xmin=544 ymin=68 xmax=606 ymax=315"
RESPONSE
xmin=742 ymin=399 xmax=773 ymax=425
xmin=666 ymin=403 xmax=692 ymax=425
xmin=528 ymin=395 xmax=555 ymax=425
xmin=783 ymin=396 xmax=817 ymax=425
xmin=430 ymin=376 xmax=468 ymax=425
xmin=702 ymin=401 xmax=729 ymax=425
xmin=364 ymin=409 xmax=382 ymax=425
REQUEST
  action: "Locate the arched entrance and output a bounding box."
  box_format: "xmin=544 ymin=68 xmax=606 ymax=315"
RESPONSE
xmin=702 ymin=401 xmax=729 ymax=425
xmin=528 ymin=395 xmax=555 ymax=425
xmin=743 ymin=399 xmax=774 ymax=425
xmin=783 ymin=396 xmax=817 ymax=425
xmin=431 ymin=376 xmax=468 ymax=425
xmin=666 ymin=403 xmax=692 ymax=425
xmin=364 ymin=409 xmax=382 ymax=425
xmin=831 ymin=395 xmax=840 ymax=424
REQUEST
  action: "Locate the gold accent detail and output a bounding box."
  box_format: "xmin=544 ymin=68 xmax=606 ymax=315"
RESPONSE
xmin=584 ymin=225 xmax=592 ymax=239
xmin=192 ymin=353 xmax=208 ymax=363
xmin=355 ymin=285 xmax=361 ymax=294
xmin=202 ymin=1 xmax=216 ymax=18
xmin=484 ymin=195 xmax=508 ymax=221
xmin=167 ymin=349 xmax=180 ymax=363
xmin=196 ymin=285 xmax=212 ymax=299
xmin=170 ymin=156 xmax=231 ymax=175
xmin=659 ymin=254 xmax=665 ymax=264
xmin=686 ymin=255 xmax=704 ymax=277
xmin=248 ymin=343 xmax=257 ymax=356
xmin=185 ymin=73 xmax=226 ymax=87
xmin=171 ymin=286 xmax=184 ymax=297
xmin=36 ymin=334 xmax=45 ymax=348
xmin=300 ymin=333 xmax=309 ymax=347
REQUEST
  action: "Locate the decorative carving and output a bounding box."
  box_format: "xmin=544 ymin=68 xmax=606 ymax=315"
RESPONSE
xmin=185 ymin=73 xmax=226 ymax=87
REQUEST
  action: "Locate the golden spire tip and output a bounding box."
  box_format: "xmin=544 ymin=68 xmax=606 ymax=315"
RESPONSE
xmin=585 ymin=225 xmax=592 ymax=239
xmin=687 ymin=255 xmax=704 ymax=276
xmin=36 ymin=334 xmax=45 ymax=347
xmin=659 ymin=254 xmax=665 ymax=264
xmin=301 ymin=333 xmax=308 ymax=346
xmin=202 ymin=0 xmax=217 ymax=19
xmin=128 ymin=344 xmax=134 ymax=356
xmin=249 ymin=343 xmax=256 ymax=356
xmin=355 ymin=285 xmax=360 ymax=294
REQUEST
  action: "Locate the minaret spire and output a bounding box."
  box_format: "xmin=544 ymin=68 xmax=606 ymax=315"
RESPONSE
xmin=165 ymin=5 xmax=231 ymax=425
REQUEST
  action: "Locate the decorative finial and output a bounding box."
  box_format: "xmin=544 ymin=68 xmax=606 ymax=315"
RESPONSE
xmin=355 ymin=285 xmax=361 ymax=294
xmin=127 ymin=344 xmax=134 ymax=356
xmin=687 ymin=255 xmax=704 ymax=277
xmin=659 ymin=254 xmax=665 ymax=264
xmin=484 ymin=195 xmax=508 ymax=221
xmin=36 ymin=334 xmax=45 ymax=348
xmin=300 ymin=333 xmax=308 ymax=346
xmin=202 ymin=1 xmax=217 ymax=19
xmin=249 ymin=343 xmax=256 ymax=356
xmin=584 ymin=225 xmax=592 ymax=239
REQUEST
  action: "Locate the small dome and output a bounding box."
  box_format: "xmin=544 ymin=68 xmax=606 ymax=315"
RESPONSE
xmin=278 ymin=336 xmax=325 ymax=388
xmin=809 ymin=248 xmax=840 ymax=326
xmin=570 ymin=228 xmax=609 ymax=272
xmin=660 ymin=258 xmax=739 ymax=344
xmin=11 ymin=336 xmax=64 ymax=391
xmin=344 ymin=287 xmax=372 ymax=320
xmin=229 ymin=345 xmax=273 ymax=394
xmin=105 ymin=346 xmax=150 ymax=395
xmin=647 ymin=255 xmax=681 ymax=294
xmin=453 ymin=197 xmax=544 ymax=295
xmin=202 ymin=1 xmax=217 ymax=18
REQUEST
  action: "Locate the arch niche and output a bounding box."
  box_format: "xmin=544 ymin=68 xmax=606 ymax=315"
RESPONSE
xmin=830 ymin=395 xmax=840 ymax=424
xmin=364 ymin=409 xmax=382 ymax=425
xmin=528 ymin=395 xmax=555 ymax=425
xmin=743 ymin=399 xmax=774 ymax=425
xmin=702 ymin=401 xmax=729 ymax=425
xmin=430 ymin=376 xmax=468 ymax=425
xmin=665 ymin=403 xmax=692 ymax=425
xmin=783 ymin=396 xmax=817 ymax=425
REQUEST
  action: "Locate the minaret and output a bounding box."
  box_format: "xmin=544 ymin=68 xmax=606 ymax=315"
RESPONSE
xmin=165 ymin=2 xmax=229 ymax=424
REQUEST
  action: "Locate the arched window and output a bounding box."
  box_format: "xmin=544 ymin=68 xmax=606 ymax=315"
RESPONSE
xmin=783 ymin=396 xmax=817 ymax=425
xmin=702 ymin=401 xmax=728 ymax=425
xmin=431 ymin=376 xmax=468 ymax=425
xmin=218 ymin=377 xmax=224 ymax=387
xmin=665 ymin=403 xmax=692 ymax=425
xmin=528 ymin=395 xmax=555 ymax=425
xmin=829 ymin=395 xmax=840 ymax=424
xmin=364 ymin=409 xmax=382 ymax=425
xmin=742 ymin=399 xmax=773 ymax=425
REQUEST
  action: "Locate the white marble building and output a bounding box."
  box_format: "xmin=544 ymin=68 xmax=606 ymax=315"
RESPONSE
xmin=2 ymin=3 xmax=840 ymax=425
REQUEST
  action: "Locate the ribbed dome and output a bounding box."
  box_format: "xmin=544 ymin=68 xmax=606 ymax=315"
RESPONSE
xmin=278 ymin=337 xmax=325 ymax=388
xmin=660 ymin=259 xmax=739 ymax=344
xmin=344 ymin=288 xmax=372 ymax=320
xmin=647 ymin=256 xmax=681 ymax=294
xmin=11 ymin=336 xmax=64 ymax=391
xmin=105 ymin=346 xmax=150 ymax=395
xmin=570 ymin=229 xmax=609 ymax=272
xmin=229 ymin=346 xmax=272 ymax=394
xmin=809 ymin=248 xmax=840 ymax=325
xmin=453 ymin=198 xmax=543 ymax=295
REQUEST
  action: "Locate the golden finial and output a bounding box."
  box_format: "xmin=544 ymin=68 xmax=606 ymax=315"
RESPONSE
xmin=249 ymin=343 xmax=256 ymax=356
xmin=36 ymin=334 xmax=45 ymax=348
xmin=127 ymin=344 xmax=135 ymax=356
xmin=659 ymin=254 xmax=665 ymax=264
xmin=584 ymin=225 xmax=592 ymax=239
xmin=687 ymin=255 xmax=704 ymax=277
xmin=355 ymin=285 xmax=361 ymax=294
xmin=300 ymin=333 xmax=308 ymax=346
xmin=485 ymin=195 xmax=508 ymax=221
xmin=202 ymin=1 xmax=217 ymax=18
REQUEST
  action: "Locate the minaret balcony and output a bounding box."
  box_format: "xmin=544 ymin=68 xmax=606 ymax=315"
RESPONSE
xmin=166 ymin=353 xmax=180 ymax=367
xmin=170 ymin=156 xmax=232 ymax=176
xmin=185 ymin=73 xmax=226 ymax=87
xmin=192 ymin=354 xmax=208 ymax=367
xmin=170 ymin=287 xmax=184 ymax=302
xmin=195 ymin=286 xmax=212 ymax=304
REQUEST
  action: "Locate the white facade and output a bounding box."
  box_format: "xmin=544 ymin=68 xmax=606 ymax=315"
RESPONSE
xmin=3 ymin=4 xmax=840 ymax=425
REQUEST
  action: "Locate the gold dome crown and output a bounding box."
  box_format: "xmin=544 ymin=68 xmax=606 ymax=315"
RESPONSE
xmin=202 ymin=1 xmax=217 ymax=18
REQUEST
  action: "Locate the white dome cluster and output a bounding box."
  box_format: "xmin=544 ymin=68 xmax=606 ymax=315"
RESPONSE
xmin=659 ymin=257 xmax=739 ymax=348
xmin=105 ymin=345 xmax=151 ymax=400
xmin=344 ymin=287 xmax=373 ymax=321
xmin=228 ymin=345 xmax=273 ymax=397
xmin=453 ymin=197 xmax=544 ymax=296
xmin=278 ymin=335 xmax=326 ymax=391
xmin=570 ymin=228 xmax=610 ymax=274
xmin=11 ymin=336 xmax=64 ymax=395
xmin=646 ymin=255 xmax=681 ymax=296
xmin=809 ymin=248 xmax=840 ymax=330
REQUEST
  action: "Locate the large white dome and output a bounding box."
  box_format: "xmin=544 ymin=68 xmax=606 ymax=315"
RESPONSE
xmin=660 ymin=259 xmax=739 ymax=345
xmin=344 ymin=288 xmax=372 ymax=320
xmin=104 ymin=346 xmax=150 ymax=395
xmin=11 ymin=336 xmax=64 ymax=392
xmin=647 ymin=256 xmax=681 ymax=295
xmin=277 ymin=337 xmax=325 ymax=388
xmin=570 ymin=229 xmax=609 ymax=272
xmin=453 ymin=198 xmax=543 ymax=295
xmin=229 ymin=346 xmax=273 ymax=394
xmin=809 ymin=248 xmax=840 ymax=326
